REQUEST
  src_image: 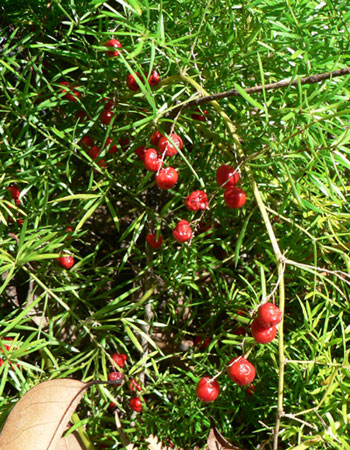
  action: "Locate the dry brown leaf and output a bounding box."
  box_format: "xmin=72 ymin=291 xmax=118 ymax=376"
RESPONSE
xmin=55 ymin=431 xmax=86 ymax=450
xmin=207 ymin=417 xmax=245 ymax=450
xmin=146 ymin=434 xmax=165 ymax=450
xmin=0 ymin=378 xmax=90 ymax=450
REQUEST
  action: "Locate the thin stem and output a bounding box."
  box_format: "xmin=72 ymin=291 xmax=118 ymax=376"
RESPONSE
xmin=161 ymin=67 xmax=350 ymax=115
xmin=175 ymin=74 xmax=285 ymax=450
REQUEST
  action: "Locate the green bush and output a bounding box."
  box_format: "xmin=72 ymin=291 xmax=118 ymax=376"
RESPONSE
xmin=1 ymin=1 xmax=350 ymax=449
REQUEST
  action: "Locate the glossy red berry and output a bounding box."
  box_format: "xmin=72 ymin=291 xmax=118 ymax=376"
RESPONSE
xmin=81 ymin=136 xmax=94 ymax=148
xmin=196 ymin=377 xmax=220 ymax=402
xmin=216 ymin=165 xmax=240 ymax=189
xmin=127 ymin=72 xmax=142 ymax=91
xmin=129 ymin=378 xmax=142 ymax=392
xmin=146 ymin=233 xmax=163 ymax=249
xmin=144 ymin=148 xmax=163 ymax=172
xmin=155 ymin=167 xmax=178 ymax=190
xmin=228 ymin=357 xmax=256 ymax=386
xmin=258 ymin=303 xmax=282 ymax=328
xmin=173 ymin=220 xmax=192 ymax=243
xmin=150 ymin=130 xmax=163 ymax=146
xmin=105 ymin=138 xmax=118 ymax=154
xmin=129 ymin=397 xmax=142 ymax=412
xmin=224 ymin=187 xmax=247 ymax=209
xmin=100 ymin=110 xmax=114 ymax=125
xmin=89 ymin=146 xmax=100 ymax=160
xmin=112 ymin=353 xmax=127 ymax=368
xmin=105 ymin=38 xmax=122 ymax=57
xmin=57 ymin=255 xmax=75 ymax=269
xmin=251 ymin=318 xmax=277 ymax=344
xmin=158 ymin=133 xmax=183 ymax=157
xmin=148 ymin=70 xmax=161 ymax=86
xmin=185 ymin=190 xmax=209 ymax=211
xmin=192 ymin=109 xmax=209 ymax=122
xmin=135 ymin=145 xmax=147 ymax=161
xmin=108 ymin=372 xmax=124 ymax=384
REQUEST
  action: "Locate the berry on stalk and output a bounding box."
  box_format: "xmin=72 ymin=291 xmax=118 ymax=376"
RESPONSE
xmin=251 ymin=318 xmax=277 ymax=344
xmin=173 ymin=220 xmax=192 ymax=243
xmin=216 ymin=165 xmax=240 ymax=189
xmin=224 ymin=187 xmax=247 ymax=209
xmin=196 ymin=377 xmax=220 ymax=402
xmin=155 ymin=167 xmax=178 ymax=190
xmin=158 ymin=133 xmax=183 ymax=157
xmin=104 ymin=38 xmax=122 ymax=57
xmin=185 ymin=190 xmax=208 ymax=211
xmin=144 ymin=148 xmax=163 ymax=172
xmin=228 ymin=357 xmax=256 ymax=386
xmin=258 ymin=303 xmax=282 ymax=328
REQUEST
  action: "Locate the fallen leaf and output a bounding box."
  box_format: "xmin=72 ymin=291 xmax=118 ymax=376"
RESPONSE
xmin=207 ymin=417 xmax=245 ymax=450
xmin=0 ymin=378 xmax=90 ymax=450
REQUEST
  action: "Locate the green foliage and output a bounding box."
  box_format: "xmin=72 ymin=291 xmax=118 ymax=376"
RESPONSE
xmin=1 ymin=0 xmax=350 ymax=449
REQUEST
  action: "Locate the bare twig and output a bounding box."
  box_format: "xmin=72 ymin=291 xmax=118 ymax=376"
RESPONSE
xmin=164 ymin=67 xmax=350 ymax=115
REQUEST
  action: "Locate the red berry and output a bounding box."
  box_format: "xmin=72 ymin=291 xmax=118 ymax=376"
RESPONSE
xmin=108 ymin=401 xmax=117 ymax=412
xmin=185 ymin=190 xmax=209 ymax=211
xmin=102 ymin=97 xmax=116 ymax=110
xmin=81 ymin=136 xmax=94 ymax=148
xmin=155 ymin=167 xmax=178 ymax=190
xmin=135 ymin=145 xmax=147 ymax=161
xmin=112 ymin=352 xmax=127 ymax=368
xmin=8 ymin=184 xmax=20 ymax=201
xmin=89 ymin=146 xmax=101 ymax=160
xmin=233 ymin=326 xmax=246 ymax=336
xmin=129 ymin=397 xmax=142 ymax=412
xmin=216 ymin=165 xmax=240 ymax=189
xmin=150 ymin=130 xmax=163 ymax=146
xmin=148 ymin=70 xmax=161 ymax=86
xmin=105 ymin=38 xmax=122 ymax=57
xmin=228 ymin=357 xmax=256 ymax=386
xmin=146 ymin=233 xmax=163 ymax=249
xmin=251 ymin=318 xmax=277 ymax=344
xmin=105 ymin=138 xmax=118 ymax=154
xmin=65 ymin=226 xmax=74 ymax=241
xmin=108 ymin=372 xmax=124 ymax=384
xmin=127 ymin=73 xmax=142 ymax=91
xmin=58 ymin=81 xmax=80 ymax=102
xmin=192 ymin=109 xmax=208 ymax=122
xmin=224 ymin=187 xmax=247 ymax=209
xmin=196 ymin=377 xmax=220 ymax=402
xmin=144 ymin=148 xmax=163 ymax=172
xmin=173 ymin=220 xmax=192 ymax=243
xmin=195 ymin=336 xmax=211 ymax=350
xmin=57 ymin=255 xmax=75 ymax=269
xmin=100 ymin=110 xmax=114 ymax=125
xmin=258 ymin=303 xmax=282 ymax=328
xmin=158 ymin=133 xmax=183 ymax=157
xmin=129 ymin=378 xmax=142 ymax=392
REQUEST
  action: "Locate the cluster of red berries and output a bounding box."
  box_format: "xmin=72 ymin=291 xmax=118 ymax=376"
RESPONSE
xmin=196 ymin=303 xmax=282 ymax=402
xmin=216 ymin=164 xmax=247 ymax=209
xmin=108 ymin=352 xmax=144 ymax=413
